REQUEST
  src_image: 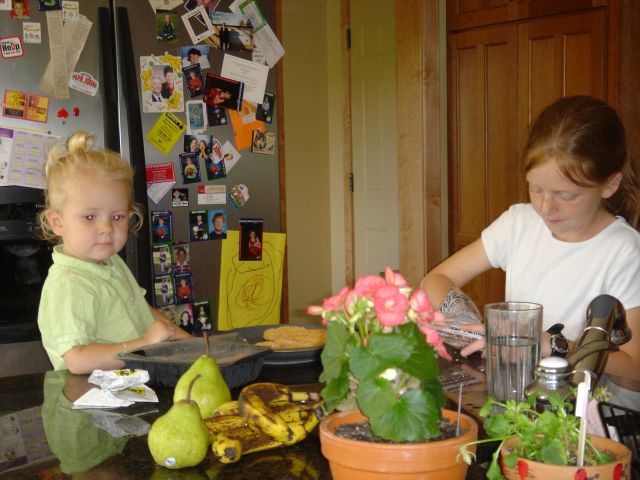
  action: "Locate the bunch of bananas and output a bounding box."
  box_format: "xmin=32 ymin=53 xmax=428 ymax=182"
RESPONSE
xmin=205 ymin=382 xmax=323 ymax=464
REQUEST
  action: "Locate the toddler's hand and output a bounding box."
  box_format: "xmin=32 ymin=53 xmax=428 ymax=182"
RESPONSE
xmin=144 ymin=318 xmax=178 ymax=345
xmin=459 ymin=323 xmax=486 ymax=358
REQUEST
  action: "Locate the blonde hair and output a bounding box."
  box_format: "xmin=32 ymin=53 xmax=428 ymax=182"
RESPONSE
xmin=523 ymin=96 xmax=640 ymax=228
xmin=38 ymin=131 xmax=144 ymax=242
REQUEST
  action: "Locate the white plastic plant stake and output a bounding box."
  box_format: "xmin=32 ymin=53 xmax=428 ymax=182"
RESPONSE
xmin=575 ymin=373 xmax=591 ymax=467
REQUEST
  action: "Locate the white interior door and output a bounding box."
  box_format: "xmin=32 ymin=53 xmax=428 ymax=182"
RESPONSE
xmin=351 ymin=0 xmax=399 ymax=277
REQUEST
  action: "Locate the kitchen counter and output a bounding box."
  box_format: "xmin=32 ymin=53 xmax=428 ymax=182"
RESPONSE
xmin=0 ymin=361 xmax=492 ymax=479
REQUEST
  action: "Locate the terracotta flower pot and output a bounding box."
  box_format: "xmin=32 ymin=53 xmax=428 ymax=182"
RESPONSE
xmin=319 ymin=409 xmax=478 ymax=480
xmin=500 ymin=435 xmax=632 ymax=480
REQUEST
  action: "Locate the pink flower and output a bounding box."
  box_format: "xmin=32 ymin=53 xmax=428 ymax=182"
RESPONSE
xmin=409 ymin=289 xmax=432 ymax=313
xmin=354 ymin=275 xmax=386 ymax=299
xmin=374 ymin=284 xmax=408 ymax=327
xmin=384 ymin=267 xmax=408 ymax=287
xmin=306 ymin=305 xmax=324 ymax=316
xmin=322 ymin=286 xmax=349 ymax=311
xmin=419 ymin=323 xmax=452 ymax=361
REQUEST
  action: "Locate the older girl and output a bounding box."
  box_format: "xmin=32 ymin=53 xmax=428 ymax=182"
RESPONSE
xmin=421 ymin=96 xmax=640 ymax=403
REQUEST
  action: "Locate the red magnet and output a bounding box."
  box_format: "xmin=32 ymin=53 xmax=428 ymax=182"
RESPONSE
xmin=72 ymin=107 xmax=80 ymax=117
xmin=56 ymin=108 xmax=69 ymax=119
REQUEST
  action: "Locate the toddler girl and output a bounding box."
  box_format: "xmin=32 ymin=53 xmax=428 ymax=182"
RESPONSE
xmin=38 ymin=132 xmax=189 ymax=374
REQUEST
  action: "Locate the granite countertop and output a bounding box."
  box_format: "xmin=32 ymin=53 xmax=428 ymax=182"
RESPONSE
xmin=0 ymin=360 xmax=492 ymax=479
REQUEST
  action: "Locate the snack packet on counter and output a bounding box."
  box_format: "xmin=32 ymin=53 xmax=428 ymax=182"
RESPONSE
xmin=88 ymin=368 xmax=150 ymax=391
xmin=73 ymin=369 xmax=157 ymax=410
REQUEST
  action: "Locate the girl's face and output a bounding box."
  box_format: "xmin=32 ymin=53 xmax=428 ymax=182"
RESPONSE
xmin=47 ymin=176 xmax=131 ymax=263
xmin=199 ymin=140 xmax=206 ymax=150
xmin=526 ymin=159 xmax=620 ymax=242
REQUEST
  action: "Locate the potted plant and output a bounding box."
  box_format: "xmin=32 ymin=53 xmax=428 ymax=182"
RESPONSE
xmin=458 ymin=389 xmax=632 ymax=480
xmin=307 ymin=267 xmax=478 ymax=480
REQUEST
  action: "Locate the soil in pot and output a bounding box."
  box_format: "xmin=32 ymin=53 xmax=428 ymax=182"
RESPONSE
xmin=334 ymin=417 xmax=462 ymax=444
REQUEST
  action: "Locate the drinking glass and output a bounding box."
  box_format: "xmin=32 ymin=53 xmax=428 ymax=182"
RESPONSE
xmin=485 ymin=302 xmax=542 ymax=402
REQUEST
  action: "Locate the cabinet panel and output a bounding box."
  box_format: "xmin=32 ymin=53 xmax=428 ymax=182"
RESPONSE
xmin=448 ymin=0 xmax=514 ymax=31
xmin=448 ymin=0 xmax=604 ymax=31
xmin=517 ymin=10 xmax=607 ymax=168
xmin=448 ymin=25 xmax=517 ymax=307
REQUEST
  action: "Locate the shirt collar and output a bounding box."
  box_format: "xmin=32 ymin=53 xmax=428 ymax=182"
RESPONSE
xmin=52 ymin=244 xmax=117 ymax=280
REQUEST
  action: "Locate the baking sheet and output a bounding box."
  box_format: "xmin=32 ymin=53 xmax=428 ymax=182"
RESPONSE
xmin=230 ymin=324 xmax=324 ymax=365
xmin=116 ymin=336 xmax=271 ymax=388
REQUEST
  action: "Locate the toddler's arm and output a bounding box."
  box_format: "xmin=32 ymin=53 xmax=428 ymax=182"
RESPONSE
xmin=62 ymin=306 xmax=190 ymax=374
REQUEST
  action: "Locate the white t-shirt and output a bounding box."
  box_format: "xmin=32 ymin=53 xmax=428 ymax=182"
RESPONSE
xmin=482 ymin=203 xmax=640 ymax=341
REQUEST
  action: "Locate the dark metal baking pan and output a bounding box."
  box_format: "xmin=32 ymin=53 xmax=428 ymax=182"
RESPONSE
xmin=116 ymin=336 xmax=271 ymax=389
xmin=230 ymin=325 xmax=324 ymax=366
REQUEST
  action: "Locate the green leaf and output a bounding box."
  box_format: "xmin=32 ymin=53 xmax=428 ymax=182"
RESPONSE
xmin=356 ymin=377 xmax=396 ymax=419
xmin=503 ymin=451 xmax=518 ymax=469
xmin=368 ymin=332 xmax=412 ymax=364
xmin=349 ymin=347 xmax=382 ymax=381
xmin=320 ymin=373 xmax=350 ymax=412
xmin=367 ymin=389 xmax=441 ymax=442
xmin=479 ymin=398 xmax=495 ymax=417
xmin=398 ymin=323 xmax=440 ymax=384
xmin=320 ymin=322 xmax=350 ymax=381
xmin=535 ymin=411 xmax=561 ymax=436
xmin=539 ymin=439 xmax=567 ymax=465
xmin=484 ymin=415 xmax=511 ymax=437
xmin=487 ymin=447 xmax=507 ymax=480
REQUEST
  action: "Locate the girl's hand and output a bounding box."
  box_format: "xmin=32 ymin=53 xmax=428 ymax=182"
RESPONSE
xmin=459 ymin=323 xmax=486 ymax=358
xmin=143 ymin=317 xmax=178 ymax=345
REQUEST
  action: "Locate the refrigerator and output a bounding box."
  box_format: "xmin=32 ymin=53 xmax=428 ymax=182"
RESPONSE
xmin=0 ymin=0 xmax=283 ymax=339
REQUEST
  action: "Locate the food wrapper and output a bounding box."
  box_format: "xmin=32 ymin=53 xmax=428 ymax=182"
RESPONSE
xmin=73 ymin=369 xmax=157 ymax=410
xmin=88 ymin=368 xmax=150 ymax=391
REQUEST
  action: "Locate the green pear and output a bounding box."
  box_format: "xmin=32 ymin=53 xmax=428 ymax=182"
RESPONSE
xmin=174 ymin=355 xmax=231 ymax=419
xmin=148 ymin=375 xmax=210 ymax=469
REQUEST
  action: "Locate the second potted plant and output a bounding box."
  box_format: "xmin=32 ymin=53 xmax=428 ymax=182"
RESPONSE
xmin=307 ymin=267 xmax=478 ymax=480
xmin=458 ymin=390 xmax=632 ymax=480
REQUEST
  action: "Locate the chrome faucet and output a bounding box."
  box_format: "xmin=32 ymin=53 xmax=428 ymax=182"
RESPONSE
xmin=567 ymin=294 xmax=632 ymax=386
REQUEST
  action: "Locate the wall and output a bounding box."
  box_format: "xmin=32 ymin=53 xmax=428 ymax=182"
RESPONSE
xmin=282 ymin=1 xmax=343 ymax=324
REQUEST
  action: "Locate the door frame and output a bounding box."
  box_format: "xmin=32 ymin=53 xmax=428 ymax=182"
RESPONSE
xmin=340 ymin=0 xmax=446 ymax=287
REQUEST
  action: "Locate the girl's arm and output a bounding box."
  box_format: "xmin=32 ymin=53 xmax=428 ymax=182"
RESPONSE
xmin=420 ymin=238 xmax=493 ymax=307
xmin=421 ymin=238 xmax=494 ymax=357
xmin=63 ymin=306 xmax=190 ymax=374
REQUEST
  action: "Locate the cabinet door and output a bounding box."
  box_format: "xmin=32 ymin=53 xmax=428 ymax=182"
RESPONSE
xmin=517 ymin=10 xmax=607 ymax=172
xmin=448 ymin=25 xmax=519 ymax=307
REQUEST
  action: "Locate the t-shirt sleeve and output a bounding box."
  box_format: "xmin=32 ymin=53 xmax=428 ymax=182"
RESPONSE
xmin=604 ymin=237 xmax=640 ymax=312
xmin=38 ymin=271 xmax=99 ymax=369
xmin=481 ymin=206 xmax=517 ymax=270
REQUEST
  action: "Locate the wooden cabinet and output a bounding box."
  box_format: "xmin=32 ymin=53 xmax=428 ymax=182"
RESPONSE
xmin=448 ymin=0 xmax=603 ymax=31
xmin=447 ymin=5 xmax=612 ymax=308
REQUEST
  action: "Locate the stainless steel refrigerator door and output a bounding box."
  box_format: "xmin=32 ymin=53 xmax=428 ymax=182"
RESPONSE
xmin=0 ymin=1 xmax=111 ymax=146
xmin=114 ymin=0 xmax=282 ymax=320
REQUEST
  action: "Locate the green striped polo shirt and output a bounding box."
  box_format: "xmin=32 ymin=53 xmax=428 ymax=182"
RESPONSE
xmin=38 ymin=245 xmax=153 ymax=370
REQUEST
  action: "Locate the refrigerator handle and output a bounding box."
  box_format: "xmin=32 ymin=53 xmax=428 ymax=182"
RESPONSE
xmin=97 ymin=6 xmax=120 ymax=153
xmin=115 ymin=5 xmax=152 ymax=301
